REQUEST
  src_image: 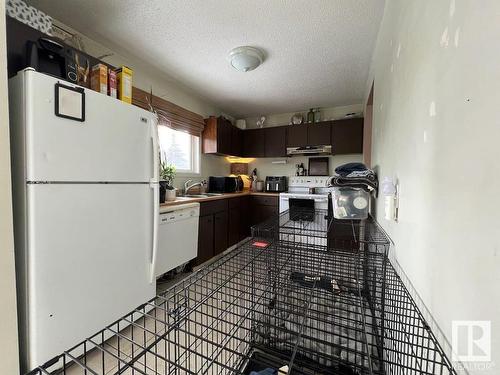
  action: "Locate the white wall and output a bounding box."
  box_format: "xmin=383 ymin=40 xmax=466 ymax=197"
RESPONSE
xmin=48 ymin=18 xmax=230 ymax=189
xmin=0 ymin=0 xmax=20 ymax=373
xmin=244 ymin=104 xmax=363 ymax=129
xmin=368 ymin=1 xmax=500 ymax=373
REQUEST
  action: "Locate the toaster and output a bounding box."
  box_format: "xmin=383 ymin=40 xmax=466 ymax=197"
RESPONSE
xmin=265 ymin=176 xmax=287 ymax=192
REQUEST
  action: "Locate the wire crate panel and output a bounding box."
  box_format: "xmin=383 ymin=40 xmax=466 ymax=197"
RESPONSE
xmin=29 ymin=213 xmax=456 ymax=375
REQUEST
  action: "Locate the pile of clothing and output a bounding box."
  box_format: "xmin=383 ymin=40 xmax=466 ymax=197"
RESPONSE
xmin=330 ymin=163 xmax=378 ymax=194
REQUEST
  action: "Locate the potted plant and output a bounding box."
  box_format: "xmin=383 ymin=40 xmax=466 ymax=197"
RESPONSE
xmin=160 ymin=161 xmax=176 ymax=202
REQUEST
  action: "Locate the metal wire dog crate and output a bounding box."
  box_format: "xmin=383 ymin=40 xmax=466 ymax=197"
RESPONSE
xmin=29 ymin=210 xmax=456 ymax=375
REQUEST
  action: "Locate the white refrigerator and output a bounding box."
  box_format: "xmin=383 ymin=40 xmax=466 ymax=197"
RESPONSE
xmin=9 ymin=69 xmax=159 ymax=372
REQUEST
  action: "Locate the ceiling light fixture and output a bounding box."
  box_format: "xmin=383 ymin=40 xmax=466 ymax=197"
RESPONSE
xmin=228 ymin=46 xmax=264 ymax=72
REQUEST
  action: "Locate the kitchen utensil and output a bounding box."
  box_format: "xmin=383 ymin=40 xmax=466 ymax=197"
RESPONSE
xmin=256 ymin=180 xmax=264 ymax=191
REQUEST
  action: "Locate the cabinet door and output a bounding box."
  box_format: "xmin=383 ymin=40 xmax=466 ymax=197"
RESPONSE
xmin=251 ymin=204 xmax=278 ymax=227
xmin=239 ymin=196 xmax=250 ymax=239
xmin=197 ymin=214 xmax=214 ymax=265
xmin=228 ymin=207 xmax=241 ymax=247
xmin=260 ymin=205 xmax=278 ymax=223
xmin=230 ymin=126 xmax=243 ymax=157
xmin=307 ymin=122 xmax=331 ymax=146
xmin=287 ymin=125 xmax=308 ymax=147
xmin=202 ymin=116 xmax=217 ymax=154
xmin=214 ymin=210 xmax=228 ymax=255
xmin=243 ymin=129 xmax=265 ymax=157
xmin=331 ymin=118 xmax=364 ymax=154
xmin=217 ymin=118 xmax=232 ymax=155
xmin=265 ymin=126 xmax=287 ymax=157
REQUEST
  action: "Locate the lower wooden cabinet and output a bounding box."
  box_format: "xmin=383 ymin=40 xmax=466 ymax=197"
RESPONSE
xmin=197 ymin=214 xmax=214 ymax=265
xmin=195 ymin=200 xmax=228 ymax=265
xmin=214 ymin=210 xmax=228 ymax=255
xmin=228 ymin=196 xmax=250 ymax=247
xmin=196 ymin=195 xmax=278 ymax=265
xmin=250 ymin=195 xmax=279 ymax=227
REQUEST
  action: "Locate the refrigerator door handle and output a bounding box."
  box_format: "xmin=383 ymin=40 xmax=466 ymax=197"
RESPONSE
xmin=150 ymin=116 xmax=160 ymax=283
xmin=150 ymin=182 xmax=159 ymax=283
xmin=150 ymin=117 xmax=159 ymax=183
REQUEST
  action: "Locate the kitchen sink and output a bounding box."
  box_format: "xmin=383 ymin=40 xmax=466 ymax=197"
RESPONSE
xmin=178 ymin=193 xmax=224 ymax=198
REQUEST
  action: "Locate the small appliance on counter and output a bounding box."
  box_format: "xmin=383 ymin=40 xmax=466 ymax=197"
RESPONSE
xmin=208 ymin=176 xmax=238 ymax=193
xmin=230 ymin=163 xmax=247 ymax=192
xmin=265 ymin=176 xmax=287 ymax=192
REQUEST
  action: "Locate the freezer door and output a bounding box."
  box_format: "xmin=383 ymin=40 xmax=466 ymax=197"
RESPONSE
xmin=23 ymin=183 xmax=156 ymax=369
xmin=19 ymin=70 xmax=158 ymax=182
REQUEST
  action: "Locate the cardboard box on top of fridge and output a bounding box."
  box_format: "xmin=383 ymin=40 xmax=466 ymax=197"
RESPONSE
xmin=108 ymin=69 xmax=117 ymax=98
xmin=90 ymin=63 xmax=108 ymax=95
xmin=116 ymin=66 xmax=133 ymax=103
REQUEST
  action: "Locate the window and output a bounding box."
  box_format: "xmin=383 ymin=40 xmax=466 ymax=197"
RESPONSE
xmin=158 ymin=125 xmax=200 ymax=174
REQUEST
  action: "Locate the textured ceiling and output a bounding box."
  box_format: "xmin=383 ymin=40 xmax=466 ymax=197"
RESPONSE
xmin=28 ymin=0 xmax=384 ymax=118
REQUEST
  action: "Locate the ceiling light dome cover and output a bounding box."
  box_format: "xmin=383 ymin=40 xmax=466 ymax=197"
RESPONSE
xmin=228 ymin=46 xmax=264 ymax=72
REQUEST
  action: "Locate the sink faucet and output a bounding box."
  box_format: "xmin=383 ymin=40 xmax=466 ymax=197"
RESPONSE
xmin=184 ymin=180 xmax=204 ymax=195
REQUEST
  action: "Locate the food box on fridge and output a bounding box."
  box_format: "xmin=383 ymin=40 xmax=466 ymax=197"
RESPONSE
xmin=116 ymin=66 xmax=133 ymax=103
xmin=108 ymin=69 xmax=117 ymax=98
xmin=90 ymin=63 xmax=108 ymax=94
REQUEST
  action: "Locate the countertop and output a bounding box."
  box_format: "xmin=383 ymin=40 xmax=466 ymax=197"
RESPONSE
xmin=160 ymin=190 xmax=279 ymax=208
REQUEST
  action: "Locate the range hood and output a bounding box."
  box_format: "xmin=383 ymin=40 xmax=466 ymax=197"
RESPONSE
xmin=286 ymin=145 xmax=332 ymax=155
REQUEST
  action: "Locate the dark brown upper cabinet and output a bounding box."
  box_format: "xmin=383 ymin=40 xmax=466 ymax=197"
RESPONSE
xmin=242 ymin=129 xmax=265 ymax=157
xmin=331 ymin=118 xmax=364 ymax=154
xmin=307 ymin=122 xmax=332 ymax=146
xmin=286 ymin=125 xmax=308 ymax=147
xmin=202 ymin=116 xmax=232 ymax=155
xmin=264 ymin=126 xmax=287 ymax=157
xmin=203 ymin=116 xmax=363 ymax=158
xmin=230 ymin=126 xmax=243 ymax=156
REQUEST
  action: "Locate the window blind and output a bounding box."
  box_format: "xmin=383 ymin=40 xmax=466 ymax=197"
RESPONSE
xmin=132 ymin=87 xmax=205 ymax=137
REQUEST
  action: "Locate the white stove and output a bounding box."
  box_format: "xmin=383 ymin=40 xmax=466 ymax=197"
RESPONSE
xmin=279 ymin=176 xmax=333 ymax=248
xmin=279 ymin=176 xmax=332 ymax=213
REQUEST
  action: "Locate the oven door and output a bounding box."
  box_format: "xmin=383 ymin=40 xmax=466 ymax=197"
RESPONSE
xmin=279 ymin=193 xmax=329 ymax=213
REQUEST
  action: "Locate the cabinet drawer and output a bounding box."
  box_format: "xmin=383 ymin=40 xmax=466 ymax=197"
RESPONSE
xmin=250 ymin=195 xmax=278 ymax=207
xmin=199 ymin=199 xmax=228 ymax=216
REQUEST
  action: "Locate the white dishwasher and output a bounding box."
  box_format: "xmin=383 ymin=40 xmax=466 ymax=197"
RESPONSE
xmin=156 ymin=202 xmax=200 ymax=278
